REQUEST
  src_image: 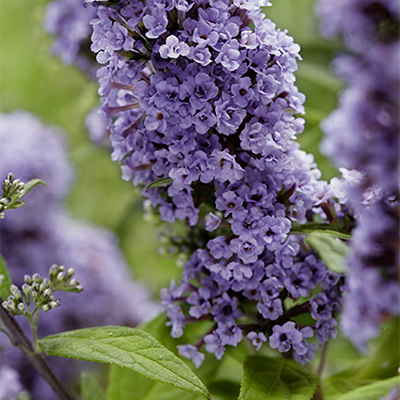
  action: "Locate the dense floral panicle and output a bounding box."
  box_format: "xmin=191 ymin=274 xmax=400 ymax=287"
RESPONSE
xmin=321 ymin=48 xmax=399 ymax=197
xmin=317 ymin=0 xmax=399 ymax=197
xmin=340 ymin=200 xmax=399 ymax=351
xmin=45 ymin=0 xmax=98 ymax=74
xmin=0 ymin=111 xmax=158 ymax=399
xmin=89 ymin=0 xmax=344 ymax=365
xmin=316 ymin=0 xmax=400 ymax=350
xmin=316 ymin=0 xmax=399 ymax=51
xmin=0 ymin=111 xmax=73 ymax=231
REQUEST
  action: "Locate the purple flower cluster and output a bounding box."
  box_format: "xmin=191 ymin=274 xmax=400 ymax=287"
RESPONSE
xmin=88 ymin=0 xmax=344 ymax=365
xmin=316 ymin=0 xmax=400 ymax=349
xmin=340 ymin=200 xmax=399 ymax=351
xmin=0 ymin=365 xmax=23 ymax=400
xmin=0 ymin=111 xmax=158 ymax=399
xmin=316 ymin=0 xmax=399 ymax=52
xmin=45 ymin=0 xmax=98 ymax=74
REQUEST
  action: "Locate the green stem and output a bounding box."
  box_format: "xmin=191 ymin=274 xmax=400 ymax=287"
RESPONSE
xmin=317 ymin=340 xmax=329 ymax=378
xmin=312 ymin=341 xmax=329 ymax=400
xmin=25 ymin=300 xmax=39 ymax=352
xmin=0 ymin=299 xmax=76 ymax=400
xmin=32 ymin=311 xmax=40 ymax=352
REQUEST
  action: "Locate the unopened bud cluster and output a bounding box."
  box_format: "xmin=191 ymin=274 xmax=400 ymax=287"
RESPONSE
xmin=2 ymin=264 xmax=82 ymax=316
xmin=0 ymin=173 xmax=26 ymax=219
xmin=49 ymin=264 xmax=83 ymax=293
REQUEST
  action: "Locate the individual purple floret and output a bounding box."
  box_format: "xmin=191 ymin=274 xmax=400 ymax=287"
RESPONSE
xmin=269 ymin=321 xmax=303 ymax=352
xmin=247 ymin=331 xmax=267 ymax=351
xmin=177 ymin=344 xmax=205 ymax=368
xmin=316 ymin=0 xmax=399 ymax=350
xmin=87 ymin=0 xmax=345 ymax=367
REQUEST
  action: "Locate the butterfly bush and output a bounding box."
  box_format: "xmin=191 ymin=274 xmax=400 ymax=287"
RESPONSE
xmin=87 ymin=0 xmax=346 ymax=366
xmin=316 ymin=0 xmax=400 ymax=350
xmin=0 ymin=111 xmax=158 ymax=399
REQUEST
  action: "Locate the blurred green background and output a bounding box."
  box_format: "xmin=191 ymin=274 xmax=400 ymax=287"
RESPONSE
xmin=0 ymin=0 xmax=342 ymax=298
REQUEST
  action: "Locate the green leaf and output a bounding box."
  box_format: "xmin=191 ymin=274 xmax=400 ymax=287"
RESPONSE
xmin=108 ymin=366 xmax=239 ymax=400
xmin=291 ymin=223 xmax=352 ymax=240
xmin=322 ymin=317 xmax=400 ymax=399
xmin=334 ymin=376 xmax=399 ymax=400
xmin=209 ymin=380 xmax=241 ymax=400
xmin=81 ymin=372 xmax=107 ymax=400
xmin=107 ymin=315 xmax=222 ymax=400
xmin=108 ymin=365 xmax=201 ymax=400
xmin=304 ymin=232 xmax=350 ymax=274
xmin=108 ymin=365 xmax=155 ymax=400
xmin=239 ymin=355 xmax=319 ymax=400
xmin=39 ymin=326 xmax=210 ymax=400
xmin=0 ymin=253 xmax=12 ymax=299
xmin=142 ymin=383 xmax=200 ymax=400
xmin=23 ymin=178 xmax=47 ymax=194
xmin=146 ymin=178 xmax=173 ymax=192
xmin=139 ymin=313 xmax=221 ymax=386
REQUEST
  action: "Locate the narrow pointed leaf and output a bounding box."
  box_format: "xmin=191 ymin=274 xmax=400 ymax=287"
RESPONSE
xmin=333 ymin=376 xmax=400 ymax=400
xmin=0 ymin=254 xmax=12 ymax=299
xmin=305 ymin=232 xmax=350 ymax=274
xmin=39 ymin=326 xmax=210 ymax=400
xmin=23 ymin=178 xmax=47 ymax=194
xmin=291 ymin=223 xmax=352 ymax=240
xmin=81 ymin=372 xmax=107 ymax=400
xmin=239 ymin=355 xmax=319 ymax=400
xmin=322 ymin=318 xmax=400 ymax=399
xmin=146 ymin=178 xmax=173 ymax=192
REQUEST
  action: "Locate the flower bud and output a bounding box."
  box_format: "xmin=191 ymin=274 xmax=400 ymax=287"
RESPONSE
xmin=3 ymin=300 xmax=15 ymax=312
xmin=17 ymin=303 xmax=25 ymax=313
xmin=10 ymin=285 xmax=22 ymax=301
xmin=22 ymin=284 xmax=32 ymax=305
xmin=65 ymin=268 xmax=75 ymax=279
xmin=56 ymin=271 xmax=66 ymax=283
xmin=49 ymin=299 xmax=60 ymax=309
xmin=49 ymin=264 xmax=59 ymax=279
xmin=39 ymin=281 xmax=50 ymax=293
